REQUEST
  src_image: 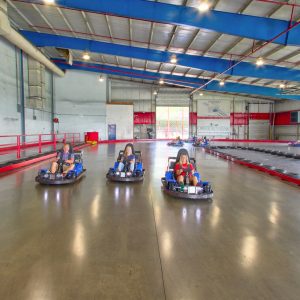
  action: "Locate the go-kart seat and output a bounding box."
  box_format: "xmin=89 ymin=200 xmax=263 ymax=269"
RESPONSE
xmin=74 ymin=151 xmax=83 ymax=164
xmin=113 ymin=144 xmax=143 ymax=174
xmin=172 ymin=148 xmax=201 ymax=181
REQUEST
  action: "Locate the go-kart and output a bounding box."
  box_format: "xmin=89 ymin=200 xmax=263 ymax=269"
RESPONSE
xmin=193 ymin=138 xmax=210 ymax=147
xmin=106 ymin=143 xmax=145 ymax=182
xmin=288 ymin=141 xmax=300 ymax=147
xmin=184 ymin=137 xmax=197 ymax=143
xmin=161 ymin=149 xmax=213 ymax=200
xmin=35 ymin=151 xmax=86 ymax=185
xmin=167 ymin=139 xmax=184 ymax=147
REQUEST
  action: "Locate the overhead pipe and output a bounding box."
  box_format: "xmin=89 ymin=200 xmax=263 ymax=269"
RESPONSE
xmin=255 ymin=0 xmax=300 ymax=8
xmin=0 ymin=0 xmax=64 ymax=77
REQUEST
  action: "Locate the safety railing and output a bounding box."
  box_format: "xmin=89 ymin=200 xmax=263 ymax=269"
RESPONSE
xmin=0 ymin=133 xmax=81 ymax=160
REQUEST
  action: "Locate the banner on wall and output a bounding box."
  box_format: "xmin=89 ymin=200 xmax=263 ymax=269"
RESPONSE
xmin=230 ymin=113 xmax=271 ymax=125
xmin=189 ymin=112 xmax=197 ymax=125
xmin=108 ymin=124 xmax=116 ymax=140
xmin=134 ymin=112 xmax=156 ymax=125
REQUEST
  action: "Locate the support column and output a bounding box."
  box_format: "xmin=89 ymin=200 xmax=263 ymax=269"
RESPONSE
xmin=51 ymin=72 xmax=54 ymax=134
xmin=19 ymin=50 xmax=25 ymax=143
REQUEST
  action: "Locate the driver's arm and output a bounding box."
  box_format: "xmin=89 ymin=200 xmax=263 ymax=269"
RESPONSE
xmin=129 ymin=155 xmax=135 ymax=164
xmin=55 ymin=153 xmax=60 ymax=162
xmin=65 ymin=158 xmax=74 ymax=164
xmin=175 ymin=164 xmax=183 ymax=175
xmin=65 ymin=154 xmax=74 ymax=164
xmin=189 ymin=164 xmax=195 ymax=174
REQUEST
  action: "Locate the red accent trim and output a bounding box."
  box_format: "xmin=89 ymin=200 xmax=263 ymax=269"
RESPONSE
xmin=205 ymin=148 xmax=300 ymax=186
xmin=0 ymin=141 xmax=54 ymax=152
xmin=275 ymin=111 xmax=291 ymax=125
xmin=134 ymin=112 xmax=156 ymax=125
xmin=230 ymin=113 xmax=249 ymax=125
xmin=0 ymin=144 xmax=88 ymax=175
xmin=274 ymin=110 xmax=300 ymax=125
xmin=249 ymin=113 xmax=270 ymax=120
xmin=189 ymin=112 xmax=197 ymax=125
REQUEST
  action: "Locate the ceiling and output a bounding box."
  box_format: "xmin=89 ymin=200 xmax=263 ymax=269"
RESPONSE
xmin=7 ymin=0 xmax=300 ymax=99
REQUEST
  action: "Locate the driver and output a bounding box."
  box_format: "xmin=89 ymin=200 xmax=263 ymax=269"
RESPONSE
xmin=174 ymin=153 xmax=198 ymax=186
xmin=117 ymin=144 xmax=135 ymax=173
xmin=50 ymin=143 xmax=75 ymax=175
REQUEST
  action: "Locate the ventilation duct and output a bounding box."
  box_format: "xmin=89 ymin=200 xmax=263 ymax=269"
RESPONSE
xmin=0 ymin=0 xmax=64 ymax=77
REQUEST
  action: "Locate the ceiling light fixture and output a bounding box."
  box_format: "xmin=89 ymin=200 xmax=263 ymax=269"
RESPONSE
xmin=98 ymin=75 xmax=104 ymax=82
xmin=159 ymin=79 xmax=164 ymax=85
xmin=170 ymin=54 xmax=177 ymax=64
xmin=279 ymin=83 xmax=286 ymax=89
xmin=82 ymin=51 xmax=90 ymax=61
xmin=199 ymin=92 xmax=204 ymax=96
xmin=153 ymin=90 xmax=158 ymax=95
xmin=256 ymin=57 xmax=265 ymax=66
xmin=219 ymin=80 xmax=225 ymax=86
xmin=198 ymin=1 xmax=211 ymax=12
xmin=43 ymin=0 xmax=55 ymax=4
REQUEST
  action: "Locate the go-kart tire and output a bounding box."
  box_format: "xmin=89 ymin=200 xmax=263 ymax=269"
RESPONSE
xmin=35 ymin=169 xmax=86 ymax=185
xmin=106 ymin=173 xmax=144 ymax=182
xmin=162 ymin=187 xmax=213 ymax=200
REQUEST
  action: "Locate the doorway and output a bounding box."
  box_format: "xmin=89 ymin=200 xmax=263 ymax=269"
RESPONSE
xmin=156 ymin=106 xmax=189 ymax=139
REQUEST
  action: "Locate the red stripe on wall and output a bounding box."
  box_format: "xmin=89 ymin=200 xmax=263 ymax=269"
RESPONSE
xmin=249 ymin=113 xmax=270 ymax=120
xmin=134 ymin=112 xmax=156 ymax=125
xmin=230 ymin=113 xmax=271 ymax=125
xmin=190 ymin=112 xmax=197 ymax=125
xmin=274 ymin=110 xmax=300 ymax=126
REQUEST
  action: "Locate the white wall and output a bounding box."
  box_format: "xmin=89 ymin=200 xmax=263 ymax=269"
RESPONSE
xmin=54 ymin=70 xmax=107 ymax=140
xmin=111 ymin=79 xmax=155 ymax=138
xmin=0 ymin=37 xmax=21 ymax=137
xmin=106 ymin=104 xmax=134 ymax=139
xmin=24 ymin=56 xmax=53 ymax=135
xmin=275 ymin=100 xmax=300 ymax=140
xmin=194 ymin=93 xmax=273 ymax=139
xmin=0 ymin=37 xmax=53 ymax=144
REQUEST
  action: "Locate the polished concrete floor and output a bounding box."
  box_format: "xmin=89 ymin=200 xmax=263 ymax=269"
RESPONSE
xmin=0 ymin=142 xmax=300 ymax=300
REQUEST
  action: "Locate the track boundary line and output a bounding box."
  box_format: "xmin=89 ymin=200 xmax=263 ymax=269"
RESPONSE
xmin=149 ymin=190 xmax=167 ymax=300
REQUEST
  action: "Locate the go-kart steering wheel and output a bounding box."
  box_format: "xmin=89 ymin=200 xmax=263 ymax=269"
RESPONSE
xmin=181 ymin=164 xmax=192 ymax=176
xmin=57 ymin=159 xmax=65 ymax=173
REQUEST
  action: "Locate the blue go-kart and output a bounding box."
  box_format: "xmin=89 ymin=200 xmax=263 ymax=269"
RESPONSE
xmin=161 ymin=149 xmax=213 ymax=200
xmin=288 ymin=141 xmax=300 ymax=147
xmin=193 ymin=138 xmax=210 ymax=148
xmin=106 ymin=143 xmax=145 ymax=182
xmin=35 ymin=151 xmax=86 ymax=185
xmin=167 ymin=138 xmax=185 ymax=147
xmin=184 ymin=136 xmax=197 ymax=144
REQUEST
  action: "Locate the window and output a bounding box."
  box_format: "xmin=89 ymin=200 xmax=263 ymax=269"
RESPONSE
xmin=291 ymin=111 xmax=300 ymax=123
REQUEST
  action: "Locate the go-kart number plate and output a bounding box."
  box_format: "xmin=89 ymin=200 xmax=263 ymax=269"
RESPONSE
xmin=120 ymin=172 xmax=126 ymax=178
xmin=188 ymin=186 xmax=196 ymax=194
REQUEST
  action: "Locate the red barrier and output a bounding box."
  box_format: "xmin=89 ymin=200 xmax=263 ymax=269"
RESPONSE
xmin=134 ymin=112 xmax=156 ymax=125
xmin=0 ymin=143 xmax=88 ymax=174
xmin=0 ymin=133 xmax=81 ymax=154
xmin=205 ymin=148 xmax=300 ymax=186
